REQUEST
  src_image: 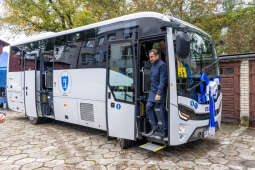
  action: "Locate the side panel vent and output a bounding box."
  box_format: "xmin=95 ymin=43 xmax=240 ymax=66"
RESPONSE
xmin=80 ymin=103 xmax=95 ymax=122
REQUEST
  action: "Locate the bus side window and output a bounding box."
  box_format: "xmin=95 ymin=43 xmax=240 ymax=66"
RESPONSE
xmin=24 ymin=42 xmax=39 ymax=71
xmin=77 ymin=29 xmax=106 ymax=68
xmin=54 ymin=33 xmax=82 ymax=70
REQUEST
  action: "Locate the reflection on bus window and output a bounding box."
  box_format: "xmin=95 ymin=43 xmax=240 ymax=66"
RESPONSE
xmin=175 ymin=31 xmax=219 ymax=101
xmin=108 ymin=34 xmax=116 ymax=41
xmin=109 ymin=43 xmax=134 ymax=103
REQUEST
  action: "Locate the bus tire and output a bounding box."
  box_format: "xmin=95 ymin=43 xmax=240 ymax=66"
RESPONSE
xmin=28 ymin=116 xmax=41 ymax=125
xmin=119 ymin=139 xmax=131 ymax=149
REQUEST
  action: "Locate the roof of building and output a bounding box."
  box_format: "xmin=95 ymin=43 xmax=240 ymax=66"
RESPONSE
xmin=219 ymin=52 xmax=255 ymax=60
xmin=0 ymin=39 xmax=9 ymax=47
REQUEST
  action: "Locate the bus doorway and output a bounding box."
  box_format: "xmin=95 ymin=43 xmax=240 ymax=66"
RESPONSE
xmin=36 ymin=39 xmax=55 ymax=119
xmin=24 ymin=40 xmax=55 ymax=123
xmin=137 ymin=38 xmax=169 ymax=144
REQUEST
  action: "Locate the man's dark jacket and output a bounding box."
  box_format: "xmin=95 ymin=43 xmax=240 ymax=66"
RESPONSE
xmin=148 ymin=59 xmax=167 ymax=103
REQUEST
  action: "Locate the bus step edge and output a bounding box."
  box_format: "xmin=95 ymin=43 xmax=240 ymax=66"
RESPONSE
xmin=139 ymin=142 xmax=166 ymax=152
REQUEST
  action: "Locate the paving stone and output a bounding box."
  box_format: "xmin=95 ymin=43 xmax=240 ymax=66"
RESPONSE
xmin=8 ymin=154 xmax=28 ymax=161
xmin=177 ymin=160 xmax=195 ymax=168
xmin=210 ymin=164 xmax=229 ymax=170
xmin=36 ymin=156 xmax=55 ymax=162
xmin=76 ymin=160 xmax=96 ymax=168
xmin=0 ymin=164 xmax=21 ymax=170
xmin=44 ymin=160 xmax=65 ymax=167
xmin=21 ymin=162 xmax=43 ymax=170
xmin=65 ymin=156 xmax=84 ymax=164
xmin=15 ymin=158 xmax=35 ymax=165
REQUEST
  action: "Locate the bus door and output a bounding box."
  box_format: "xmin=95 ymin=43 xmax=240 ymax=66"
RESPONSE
xmin=24 ymin=51 xmax=38 ymax=118
xmin=107 ymin=41 xmax=136 ymax=140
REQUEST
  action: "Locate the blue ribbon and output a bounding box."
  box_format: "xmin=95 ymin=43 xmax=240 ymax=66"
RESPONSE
xmin=200 ymin=73 xmax=220 ymax=136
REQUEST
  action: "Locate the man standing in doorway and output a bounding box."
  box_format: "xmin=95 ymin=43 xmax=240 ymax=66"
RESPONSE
xmin=145 ymin=49 xmax=168 ymax=138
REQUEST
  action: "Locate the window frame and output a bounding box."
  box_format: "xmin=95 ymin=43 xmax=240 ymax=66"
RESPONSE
xmin=107 ymin=39 xmax=136 ymax=104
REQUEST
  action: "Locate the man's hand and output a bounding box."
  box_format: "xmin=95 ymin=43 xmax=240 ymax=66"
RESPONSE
xmin=155 ymin=94 xmax=161 ymax=101
xmin=0 ymin=114 xmax=6 ymax=123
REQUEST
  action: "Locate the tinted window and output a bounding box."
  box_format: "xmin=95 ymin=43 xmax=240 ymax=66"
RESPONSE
xmin=24 ymin=42 xmax=39 ymax=71
xmin=40 ymin=38 xmax=55 ymax=62
xmin=54 ymin=33 xmax=82 ymax=70
xmin=78 ymin=29 xmax=106 ymax=68
xmin=9 ymin=46 xmax=23 ymax=72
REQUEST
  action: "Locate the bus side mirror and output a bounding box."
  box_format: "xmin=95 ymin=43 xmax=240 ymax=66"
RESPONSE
xmin=176 ymin=31 xmax=190 ymax=59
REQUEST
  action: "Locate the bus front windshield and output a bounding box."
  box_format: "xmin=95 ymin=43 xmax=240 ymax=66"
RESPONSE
xmin=176 ymin=31 xmax=219 ymax=101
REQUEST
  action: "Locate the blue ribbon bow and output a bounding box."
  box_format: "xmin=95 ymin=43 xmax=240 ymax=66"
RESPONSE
xmin=200 ymin=73 xmax=220 ymax=136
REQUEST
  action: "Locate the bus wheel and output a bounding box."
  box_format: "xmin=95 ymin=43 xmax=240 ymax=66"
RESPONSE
xmin=119 ymin=139 xmax=132 ymax=149
xmin=28 ymin=116 xmax=41 ymax=125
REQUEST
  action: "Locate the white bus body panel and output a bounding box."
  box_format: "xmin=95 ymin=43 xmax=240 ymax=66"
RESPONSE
xmin=53 ymin=68 xmax=107 ymax=130
xmin=107 ymin=87 xmax=135 ymax=141
xmin=24 ymin=71 xmax=37 ymax=117
xmin=7 ymin=72 xmax=25 ymax=113
xmin=167 ymin=27 xmax=180 ymax=145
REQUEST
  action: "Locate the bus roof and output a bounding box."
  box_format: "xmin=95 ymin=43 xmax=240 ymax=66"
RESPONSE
xmin=11 ymin=12 xmax=210 ymax=46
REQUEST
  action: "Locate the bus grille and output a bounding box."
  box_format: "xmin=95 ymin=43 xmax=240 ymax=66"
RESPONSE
xmin=80 ymin=103 xmax=95 ymax=122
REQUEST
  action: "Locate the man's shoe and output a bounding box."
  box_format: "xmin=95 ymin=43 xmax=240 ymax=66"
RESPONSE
xmin=144 ymin=129 xmax=156 ymax=137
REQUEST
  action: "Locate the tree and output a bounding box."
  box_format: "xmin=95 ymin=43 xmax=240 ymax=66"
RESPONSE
xmin=222 ymin=0 xmax=244 ymax=12
xmin=128 ymin=0 xmax=220 ymax=21
xmin=222 ymin=7 xmax=255 ymax=54
xmin=0 ymin=0 xmax=127 ymax=34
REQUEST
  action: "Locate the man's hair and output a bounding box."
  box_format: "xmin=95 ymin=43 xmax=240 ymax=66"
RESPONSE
xmin=149 ymin=49 xmax=159 ymax=56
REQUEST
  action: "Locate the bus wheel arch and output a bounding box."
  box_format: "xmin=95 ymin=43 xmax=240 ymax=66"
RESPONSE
xmin=119 ymin=138 xmax=134 ymax=149
xmin=28 ymin=116 xmax=41 ymax=124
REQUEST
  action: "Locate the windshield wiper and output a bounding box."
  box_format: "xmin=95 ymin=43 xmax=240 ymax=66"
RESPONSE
xmin=202 ymin=58 xmax=219 ymax=73
xmin=186 ymin=81 xmax=203 ymax=92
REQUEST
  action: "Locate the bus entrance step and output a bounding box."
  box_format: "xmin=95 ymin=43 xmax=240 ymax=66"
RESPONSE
xmin=139 ymin=143 xmax=166 ymax=152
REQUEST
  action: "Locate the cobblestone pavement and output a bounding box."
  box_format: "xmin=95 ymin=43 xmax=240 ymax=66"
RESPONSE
xmin=1 ymin=110 xmax=255 ymax=170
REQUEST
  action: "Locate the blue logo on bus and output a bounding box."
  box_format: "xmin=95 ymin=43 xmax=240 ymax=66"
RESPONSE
xmin=116 ymin=104 xmax=121 ymax=110
xmin=190 ymin=100 xmax=198 ymax=109
xmin=61 ymin=75 xmax=69 ymax=92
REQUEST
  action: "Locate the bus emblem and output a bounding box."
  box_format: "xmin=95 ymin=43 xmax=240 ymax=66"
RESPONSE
xmin=61 ymin=76 xmax=69 ymax=91
xmin=190 ymin=100 xmax=198 ymax=110
xmin=59 ymin=72 xmax=71 ymax=95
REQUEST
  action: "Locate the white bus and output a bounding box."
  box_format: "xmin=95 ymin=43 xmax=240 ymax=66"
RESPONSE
xmin=7 ymin=12 xmax=222 ymax=150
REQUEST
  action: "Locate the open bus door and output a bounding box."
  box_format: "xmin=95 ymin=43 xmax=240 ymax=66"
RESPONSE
xmin=24 ymin=51 xmax=38 ymax=122
xmin=106 ymin=41 xmax=136 ymax=142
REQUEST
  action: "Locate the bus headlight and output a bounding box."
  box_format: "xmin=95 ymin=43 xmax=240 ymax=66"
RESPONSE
xmin=179 ymin=110 xmax=190 ymax=120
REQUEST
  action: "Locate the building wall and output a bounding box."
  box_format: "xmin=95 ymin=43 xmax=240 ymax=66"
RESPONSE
xmin=240 ymin=60 xmax=250 ymax=118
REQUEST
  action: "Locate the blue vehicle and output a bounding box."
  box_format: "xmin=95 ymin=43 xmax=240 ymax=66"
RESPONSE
xmin=0 ymin=43 xmax=9 ymax=109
